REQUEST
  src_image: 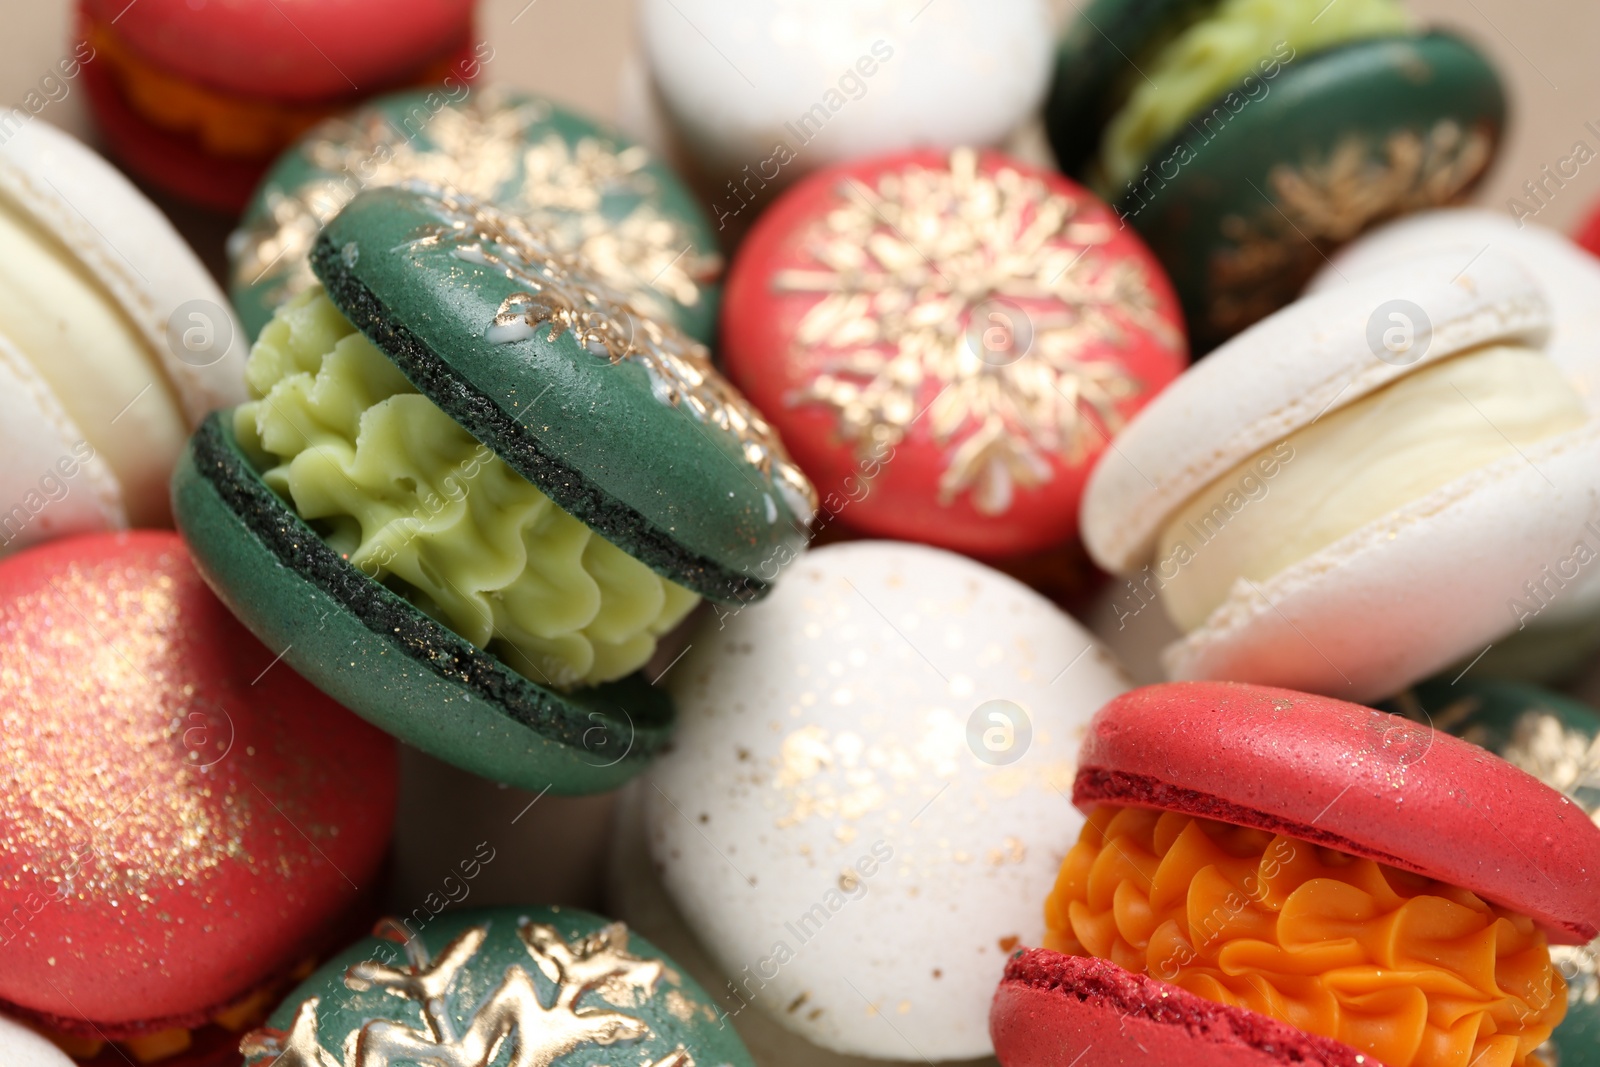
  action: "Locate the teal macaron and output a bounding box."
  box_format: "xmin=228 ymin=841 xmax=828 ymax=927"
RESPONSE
xmin=1388 ymin=677 xmax=1599 ymax=1067
xmin=240 ymin=906 xmax=752 ymax=1067
xmin=175 ymin=184 xmax=814 ymax=795
xmin=1046 ymin=0 xmax=1505 ymax=351
xmin=229 ymin=86 xmax=722 ymax=344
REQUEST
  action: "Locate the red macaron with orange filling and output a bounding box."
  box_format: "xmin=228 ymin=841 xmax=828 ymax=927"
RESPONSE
xmin=77 ymin=0 xmax=482 ymax=211
xmin=991 ymin=681 xmax=1600 ymax=1067
xmin=0 ymin=532 xmax=397 ymax=1065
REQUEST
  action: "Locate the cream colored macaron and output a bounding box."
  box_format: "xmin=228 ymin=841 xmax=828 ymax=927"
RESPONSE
xmin=641 ymin=540 xmax=1130 ymax=1061
xmin=0 ymin=1015 xmax=73 ymax=1067
xmin=0 ymin=116 xmax=245 ymax=555
xmin=1081 ymin=249 xmax=1600 ymax=701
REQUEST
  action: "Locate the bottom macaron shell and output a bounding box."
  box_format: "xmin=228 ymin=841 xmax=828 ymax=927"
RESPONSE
xmin=991 ymin=950 xmax=1367 ymax=1067
xmin=1165 ymin=419 xmax=1600 ymax=702
xmin=171 ymin=412 xmax=673 ymax=794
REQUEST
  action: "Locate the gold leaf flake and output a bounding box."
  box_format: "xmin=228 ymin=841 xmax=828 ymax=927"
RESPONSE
xmin=1209 ymin=120 xmax=1494 ymax=339
xmin=773 ymin=148 xmax=1178 ymax=515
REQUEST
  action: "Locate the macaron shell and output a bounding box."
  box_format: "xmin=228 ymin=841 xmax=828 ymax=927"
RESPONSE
xmin=1306 ymin=208 xmax=1600 ymax=411
xmin=721 ymin=148 xmax=1187 ymax=557
xmin=1166 ymin=418 xmax=1600 ymax=702
xmin=0 ymin=117 xmax=247 ymax=424
xmin=0 ymin=1015 xmax=74 ymax=1067
xmin=1117 ymin=32 xmax=1503 ymax=351
xmin=0 ymin=337 xmax=126 ymax=554
xmin=1074 ymin=681 xmax=1600 ymax=944
xmin=171 ymin=413 xmax=674 ymax=794
xmin=990 ymin=949 xmax=1366 ymax=1067
xmin=0 ymin=531 xmax=397 ymax=1028
xmin=1081 ymin=249 xmax=1546 ymax=573
xmin=83 ymin=0 xmax=475 ymax=102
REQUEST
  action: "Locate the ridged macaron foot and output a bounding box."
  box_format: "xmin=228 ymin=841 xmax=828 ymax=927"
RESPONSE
xmin=0 ymin=531 xmax=396 ymax=1066
xmin=175 ymin=184 xmax=815 ymax=794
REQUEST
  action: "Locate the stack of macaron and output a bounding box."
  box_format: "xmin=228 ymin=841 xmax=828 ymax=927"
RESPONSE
xmin=7 ymin=3 xmax=1600 ymax=1067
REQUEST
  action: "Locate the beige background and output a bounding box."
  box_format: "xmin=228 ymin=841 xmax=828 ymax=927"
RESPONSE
xmin=4 ymin=0 xmax=1595 ymax=910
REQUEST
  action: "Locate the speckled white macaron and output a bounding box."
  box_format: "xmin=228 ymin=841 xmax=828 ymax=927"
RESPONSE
xmin=0 ymin=116 xmax=246 ymax=553
xmin=0 ymin=1015 xmax=73 ymax=1067
xmin=1082 ymin=249 xmax=1600 ymax=701
xmin=636 ymin=0 xmax=1053 ymax=198
xmin=641 ymin=540 xmax=1130 ymax=1061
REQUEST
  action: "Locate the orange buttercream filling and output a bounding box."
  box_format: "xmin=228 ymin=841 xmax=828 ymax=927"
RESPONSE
xmin=85 ymin=16 xmax=466 ymax=158
xmin=1044 ymin=806 xmax=1566 ymax=1067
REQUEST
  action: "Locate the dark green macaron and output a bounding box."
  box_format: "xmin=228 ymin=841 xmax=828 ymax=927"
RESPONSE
xmin=230 ymin=86 xmax=722 ymax=343
xmin=240 ymin=906 xmax=753 ymax=1067
xmin=1387 ymin=678 xmax=1599 ymax=1067
xmin=174 ymin=184 xmax=815 ymax=794
xmin=1046 ymin=0 xmax=1505 ymax=351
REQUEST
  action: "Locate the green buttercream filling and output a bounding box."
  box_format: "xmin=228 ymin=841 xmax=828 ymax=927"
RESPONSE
xmin=1096 ymin=0 xmax=1413 ymax=192
xmin=233 ymin=287 xmax=700 ymax=690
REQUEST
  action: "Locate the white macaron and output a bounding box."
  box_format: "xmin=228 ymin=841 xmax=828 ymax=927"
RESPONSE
xmin=0 ymin=116 xmax=246 ymax=555
xmin=636 ymin=0 xmax=1053 ymax=201
xmin=640 ymin=540 xmax=1129 ymax=1061
xmin=0 ymin=1015 xmax=73 ymax=1067
xmin=1081 ymin=249 xmax=1600 ymax=701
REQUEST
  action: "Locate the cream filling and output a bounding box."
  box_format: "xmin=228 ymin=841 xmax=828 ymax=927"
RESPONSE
xmin=1156 ymin=345 xmax=1587 ymax=632
xmin=0 ymin=194 xmax=185 ymax=525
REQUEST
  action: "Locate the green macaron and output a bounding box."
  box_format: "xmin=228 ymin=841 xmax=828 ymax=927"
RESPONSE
xmin=1046 ymin=0 xmax=1505 ymax=351
xmin=229 ymin=86 xmax=722 ymax=344
xmin=240 ymin=906 xmax=753 ymax=1067
xmin=1388 ymin=678 xmax=1599 ymax=1067
xmin=174 ymin=184 xmax=814 ymax=794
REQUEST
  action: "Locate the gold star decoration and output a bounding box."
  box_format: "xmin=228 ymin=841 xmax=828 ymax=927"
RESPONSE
xmin=408 ymin=188 xmax=817 ymax=521
xmin=1209 ymin=119 xmax=1494 ymax=339
xmin=772 ymin=147 xmax=1179 ymax=516
xmin=231 ymin=88 xmax=720 ymax=328
xmin=240 ymin=918 xmax=695 ymax=1067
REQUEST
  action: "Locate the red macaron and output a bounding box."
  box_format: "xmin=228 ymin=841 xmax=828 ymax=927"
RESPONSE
xmin=78 ymin=0 xmax=481 ymax=211
xmin=0 ymin=531 xmax=397 ymax=1065
xmin=720 ymin=147 xmax=1187 ymax=559
xmin=991 ymin=681 xmax=1599 ymax=1067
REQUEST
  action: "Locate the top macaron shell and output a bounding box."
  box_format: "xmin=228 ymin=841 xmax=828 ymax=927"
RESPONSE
xmin=0 ymin=118 xmax=246 ymax=553
xmin=83 ymin=0 xmax=475 ymax=101
xmin=0 ymin=531 xmax=397 ymax=1030
xmin=1075 ymin=681 xmax=1600 ymax=944
xmin=313 ymin=184 xmax=813 ymax=601
xmin=230 ymin=87 xmax=722 ymax=344
xmin=1081 ymin=250 xmax=1600 ymax=700
xmin=721 ymin=148 xmax=1187 ymax=558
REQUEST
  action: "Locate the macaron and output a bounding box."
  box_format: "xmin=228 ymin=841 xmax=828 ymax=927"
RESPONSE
xmin=1080 ymin=249 xmax=1600 ymax=701
xmin=229 ymin=86 xmax=722 ymax=343
xmin=0 ymin=1016 xmax=73 ymax=1067
xmin=641 ymin=540 xmax=1132 ymax=1061
xmin=1578 ymin=198 xmax=1600 ymax=261
xmin=635 ymin=0 xmax=1055 ymax=212
xmin=0 ymin=531 xmax=397 ymax=1066
xmin=78 ymin=0 xmax=481 ymax=212
xmin=173 ymin=184 xmax=816 ymax=794
xmin=1390 ymin=677 xmax=1600 ymax=1067
xmin=991 ymin=680 xmax=1600 ymax=1067
xmin=1303 ymin=209 xmax=1600 ymax=682
xmin=0 ymin=117 xmax=245 ymax=557
xmin=239 ymin=906 xmax=753 ymax=1067
xmin=721 ymin=147 xmax=1187 ymax=559
xmin=1046 ymin=0 xmax=1505 ymax=351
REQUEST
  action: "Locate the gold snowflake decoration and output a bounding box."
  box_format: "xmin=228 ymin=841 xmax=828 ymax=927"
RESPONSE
xmin=240 ymin=918 xmax=695 ymax=1067
xmin=1209 ymin=119 xmax=1494 ymax=340
xmin=409 ymin=188 xmax=817 ymax=521
xmin=773 ymin=148 xmax=1179 ymax=516
xmin=231 ymin=88 xmax=720 ymax=327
